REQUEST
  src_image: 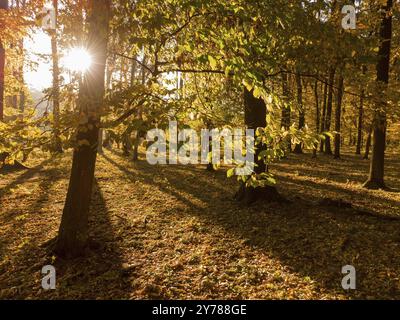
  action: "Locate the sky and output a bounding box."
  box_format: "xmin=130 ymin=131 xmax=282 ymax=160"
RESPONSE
xmin=24 ymin=30 xmax=53 ymax=91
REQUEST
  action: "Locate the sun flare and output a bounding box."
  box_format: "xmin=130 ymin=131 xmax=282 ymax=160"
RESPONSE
xmin=62 ymin=48 xmax=92 ymax=73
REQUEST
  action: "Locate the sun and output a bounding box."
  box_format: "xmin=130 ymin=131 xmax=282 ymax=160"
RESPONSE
xmin=62 ymin=48 xmax=92 ymax=73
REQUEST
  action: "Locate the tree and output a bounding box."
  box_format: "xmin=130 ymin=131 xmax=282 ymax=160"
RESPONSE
xmin=356 ymin=66 xmax=366 ymax=155
xmin=312 ymin=79 xmax=320 ymax=158
xmin=334 ymin=73 xmax=344 ymax=159
xmin=50 ymin=0 xmax=63 ymax=153
xmin=55 ymin=0 xmax=111 ymax=258
xmin=324 ymin=66 xmax=336 ymax=155
xmin=0 ymin=0 xmax=8 ymax=122
xmin=363 ymin=0 xmax=393 ymax=189
xmin=234 ymin=87 xmax=282 ymax=205
xmin=319 ymin=80 xmax=328 ymax=152
xmin=293 ymin=71 xmax=304 ymax=154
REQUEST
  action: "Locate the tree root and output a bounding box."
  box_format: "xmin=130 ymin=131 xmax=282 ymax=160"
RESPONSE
xmin=234 ymin=183 xmax=288 ymax=206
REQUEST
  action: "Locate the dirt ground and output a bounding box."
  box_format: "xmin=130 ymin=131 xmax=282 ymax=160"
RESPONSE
xmin=0 ymin=149 xmax=399 ymax=299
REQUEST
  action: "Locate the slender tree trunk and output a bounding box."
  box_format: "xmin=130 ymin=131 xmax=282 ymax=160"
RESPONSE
xmin=319 ymin=80 xmax=328 ymax=152
xmin=0 ymin=0 xmax=7 ymax=122
xmin=280 ymin=73 xmax=291 ymax=153
xmin=356 ymin=66 xmax=366 ymax=155
xmin=293 ymin=71 xmax=304 ymax=154
xmin=102 ymin=58 xmax=113 ymax=150
xmin=51 ymin=0 xmax=63 ymax=153
xmin=55 ymin=0 xmax=111 ymax=258
xmin=313 ymin=79 xmax=320 ymax=158
xmin=363 ymin=128 xmax=372 ymax=160
xmin=334 ymin=74 xmax=344 ymax=159
xmin=0 ymin=42 xmax=4 ymax=122
xmin=16 ymin=0 xmax=26 ymax=117
xmin=363 ymin=0 xmax=393 ymax=189
xmin=356 ymin=92 xmax=364 ymax=155
xmin=132 ymin=55 xmax=145 ymax=161
xmin=324 ymin=67 xmax=336 ymax=155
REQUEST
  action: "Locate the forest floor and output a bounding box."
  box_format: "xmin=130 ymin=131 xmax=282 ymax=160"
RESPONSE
xmin=0 ymin=148 xmax=400 ymax=299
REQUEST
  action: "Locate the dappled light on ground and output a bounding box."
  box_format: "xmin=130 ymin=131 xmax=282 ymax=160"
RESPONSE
xmin=0 ymin=150 xmax=400 ymax=299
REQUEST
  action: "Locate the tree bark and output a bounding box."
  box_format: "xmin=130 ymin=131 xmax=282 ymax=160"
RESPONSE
xmin=0 ymin=43 xmax=4 ymax=122
xmin=293 ymin=71 xmax=304 ymax=154
xmin=235 ymin=88 xmax=282 ymax=205
xmin=356 ymin=91 xmax=364 ymax=155
xmin=0 ymin=0 xmax=8 ymax=122
xmin=334 ymin=74 xmax=344 ymax=159
xmin=313 ymin=79 xmax=320 ymax=158
xmin=324 ymin=67 xmax=336 ymax=155
xmin=363 ymin=0 xmax=393 ymax=189
xmin=280 ymin=73 xmax=291 ymax=153
xmin=55 ymin=0 xmax=111 ymax=258
xmin=319 ymin=80 xmax=328 ymax=152
xmin=363 ymin=128 xmax=372 ymax=160
xmin=51 ymin=0 xmax=63 ymax=153
xmin=356 ymin=66 xmax=366 ymax=155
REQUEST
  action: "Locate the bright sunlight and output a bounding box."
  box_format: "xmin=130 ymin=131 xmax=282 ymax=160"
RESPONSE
xmin=62 ymin=48 xmax=92 ymax=73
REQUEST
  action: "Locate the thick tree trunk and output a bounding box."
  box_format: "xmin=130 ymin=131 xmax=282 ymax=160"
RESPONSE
xmin=324 ymin=67 xmax=336 ymax=155
xmin=334 ymin=74 xmax=344 ymax=159
xmin=55 ymin=0 xmax=110 ymax=258
xmin=293 ymin=72 xmax=304 ymax=154
xmin=235 ymin=88 xmax=282 ymax=205
xmin=51 ymin=0 xmax=63 ymax=153
xmin=363 ymin=0 xmax=392 ymax=189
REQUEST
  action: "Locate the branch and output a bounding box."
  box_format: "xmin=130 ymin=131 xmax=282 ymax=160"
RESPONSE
xmin=102 ymin=98 xmax=147 ymax=128
xmin=113 ymin=52 xmax=154 ymax=75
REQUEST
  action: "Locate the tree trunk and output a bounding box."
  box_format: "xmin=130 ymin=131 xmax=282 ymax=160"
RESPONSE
xmin=132 ymin=55 xmax=145 ymax=161
xmin=97 ymin=129 xmax=103 ymax=154
xmin=324 ymin=67 xmax=336 ymax=155
xmin=0 ymin=42 xmax=4 ymax=122
xmin=55 ymin=0 xmax=111 ymax=258
xmin=356 ymin=66 xmax=366 ymax=155
xmin=235 ymin=88 xmax=282 ymax=206
xmin=334 ymin=74 xmax=344 ymax=159
xmin=319 ymin=80 xmax=328 ymax=152
xmin=293 ymin=71 xmax=304 ymax=154
xmin=363 ymin=0 xmax=393 ymax=189
xmin=313 ymin=79 xmax=320 ymax=158
xmin=280 ymin=73 xmax=291 ymax=153
xmin=0 ymin=0 xmax=7 ymax=122
xmin=363 ymin=128 xmax=372 ymax=160
xmin=51 ymin=0 xmax=63 ymax=153
xmin=356 ymin=92 xmax=364 ymax=155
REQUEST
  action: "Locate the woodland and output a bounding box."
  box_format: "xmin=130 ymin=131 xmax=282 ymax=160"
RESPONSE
xmin=0 ymin=0 xmax=400 ymax=299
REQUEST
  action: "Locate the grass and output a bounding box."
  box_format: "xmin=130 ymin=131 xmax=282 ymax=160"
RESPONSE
xmin=0 ymin=148 xmax=399 ymax=299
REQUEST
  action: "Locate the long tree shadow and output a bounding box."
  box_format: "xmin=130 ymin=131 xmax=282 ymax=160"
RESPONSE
xmin=102 ymin=150 xmax=400 ymax=299
xmin=0 ymin=158 xmax=53 ymax=200
xmin=44 ymin=178 xmax=130 ymax=299
xmin=0 ymin=173 xmax=130 ymax=299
